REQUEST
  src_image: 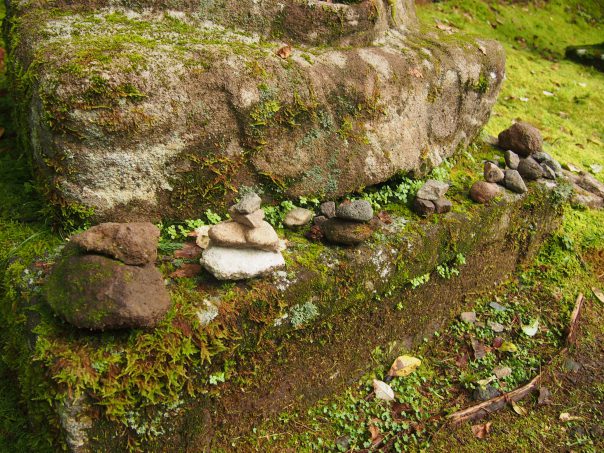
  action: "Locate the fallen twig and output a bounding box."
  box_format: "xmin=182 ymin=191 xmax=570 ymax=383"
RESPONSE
xmin=567 ymin=293 xmax=584 ymax=346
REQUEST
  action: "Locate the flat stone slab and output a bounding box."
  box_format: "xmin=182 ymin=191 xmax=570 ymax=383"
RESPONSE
xmin=200 ymin=246 xmax=285 ymax=280
xmin=6 ymin=0 xmax=505 ymax=221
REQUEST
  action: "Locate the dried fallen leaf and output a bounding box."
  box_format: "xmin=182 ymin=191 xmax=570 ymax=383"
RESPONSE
xmin=521 ymin=319 xmax=539 ymax=337
xmin=369 ymin=419 xmax=383 ymax=445
xmin=389 ymin=355 xmax=422 ymax=377
xmin=492 ymin=337 xmax=504 ymax=349
xmin=174 ymin=242 xmax=203 ymax=259
xmin=538 ymin=387 xmax=552 ymax=405
xmin=493 ymin=365 xmax=512 ymax=379
xmin=471 ymin=421 xmax=492 ymax=439
xmin=373 ymin=379 xmax=395 ymax=401
xmin=488 ymin=321 xmax=505 ymax=333
xmin=592 ymin=287 xmax=604 ymax=304
xmin=511 ymin=400 xmax=528 ymax=416
xmin=277 ymin=44 xmax=292 ymax=59
xmin=170 ymin=263 xmax=202 ymax=278
xmin=471 ymin=338 xmax=488 ymax=360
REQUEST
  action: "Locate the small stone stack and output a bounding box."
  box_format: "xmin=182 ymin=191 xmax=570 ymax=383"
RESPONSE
xmin=471 ymin=121 xmax=562 ymax=203
xmin=413 ymin=179 xmax=452 ymax=216
xmin=321 ymin=199 xmax=376 ymax=245
xmin=45 ymin=223 xmax=171 ymax=330
xmin=200 ymin=193 xmax=286 ymax=280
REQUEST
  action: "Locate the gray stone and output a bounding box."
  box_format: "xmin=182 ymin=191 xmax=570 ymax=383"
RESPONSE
xmin=70 ymin=222 xmax=160 ymax=265
xmin=497 ymin=122 xmax=543 ymax=157
xmin=231 ymin=192 xmax=262 ymax=215
xmin=335 ymin=200 xmax=374 ymax=222
xmin=320 ymin=201 xmax=336 ymax=219
xmin=572 ymin=185 xmax=604 ymax=209
xmin=518 ymin=157 xmax=544 ymax=181
xmin=413 ymin=198 xmax=436 ymax=217
xmin=504 ymin=170 xmax=528 ymax=194
xmin=541 ymin=164 xmax=556 ymax=180
xmin=469 ymin=181 xmax=500 ymax=203
xmin=416 ymin=179 xmax=450 ymax=201
xmin=45 ymin=253 xmax=171 ymax=330
xmin=284 ymin=207 xmax=314 ymax=228
xmin=484 ymin=161 xmax=505 ymax=183
xmin=322 ymin=219 xmax=374 ymax=245
xmin=229 ymin=207 xmax=265 ymax=228
xmin=433 ymin=197 xmax=452 ymax=214
xmin=576 ymin=172 xmax=604 ymax=198
xmin=472 ymin=384 xmax=501 ymax=401
xmin=532 ymin=151 xmax=552 ymax=163
xmin=200 ymin=246 xmax=285 ymax=280
xmin=504 ymin=150 xmax=520 ymax=169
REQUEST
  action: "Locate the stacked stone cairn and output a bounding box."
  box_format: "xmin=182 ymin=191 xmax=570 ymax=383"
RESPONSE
xmin=413 ymin=179 xmax=452 ymax=216
xmin=200 ymin=193 xmax=286 ymax=280
xmin=45 ymin=223 xmax=171 ymax=330
xmin=318 ymin=200 xmax=376 ymax=245
xmin=470 ymin=121 xmax=562 ymax=203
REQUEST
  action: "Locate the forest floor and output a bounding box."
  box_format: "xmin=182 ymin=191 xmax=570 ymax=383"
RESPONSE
xmin=0 ymin=0 xmax=603 ymax=452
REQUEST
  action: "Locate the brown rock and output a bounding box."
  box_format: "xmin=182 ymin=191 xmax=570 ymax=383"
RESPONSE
xmin=576 ymin=172 xmax=604 ymax=198
xmin=572 ymin=185 xmax=604 ymax=209
xmin=484 ymin=161 xmax=504 ymax=183
xmin=433 ymin=197 xmax=452 ymax=214
xmin=70 ymin=222 xmax=159 ymax=265
xmin=321 ymin=219 xmax=374 ymax=245
xmin=413 ymin=198 xmax=435 ymax=216
xmin=208 ymin=221 xmax=248 ymax=248
xmin=45 ymin=254 xmax=171 ymax=330
xmin=497 ymin=121 xmax=543 ymax=157
xmin=244 ymin=221 xmax=281 ymax=252
xmin=469 ymin=181 xmax=501 ymax=204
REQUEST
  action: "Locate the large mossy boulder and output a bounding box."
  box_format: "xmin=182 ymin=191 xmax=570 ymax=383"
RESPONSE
xmin=45 ymin=253 xmax=171 ymax=330
xmin=6 ymin=0 xmax=505 ymax=222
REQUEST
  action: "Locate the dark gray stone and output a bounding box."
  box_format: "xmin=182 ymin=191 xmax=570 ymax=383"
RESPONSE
xmin=416 ymin=179 xmax=450 ymax=201
xmin=541 ymin=164 xmax=557 ymax=180
xmin=484 ymin=161 xmax=505 ymax=183
xmin=413 ymin=198 xmax=436 ymax=216
xmin=517 ymin=157 xmax=544 ymax=180
xmin=498 ymin=121 xmax=543 ymax=157
xmin=504 ymin=170 xmax=528 ymax=194
xmin=504 ymin=150 xmax=520 ymax=170
xmin=335 ymin=200 xmax=374 ymax=222
xmin=472 ymin=384 xmax=501 ymax=401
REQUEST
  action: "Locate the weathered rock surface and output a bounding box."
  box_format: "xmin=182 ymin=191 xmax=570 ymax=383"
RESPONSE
xmin=7 ymin=0 xmax=505 ymax=221
xmin=208 ymin=221 xmax=280 ymax=252
xmin=284 ymin=207 xmax=314 ymax=228
xmin=470 ymin=181 xmax=500 ymax=203
xmin=45 ymin=253 xmax=171 ymax=330
xmin=244 ymin=221 xmax=281 ymax=252
xmin=320 ymin=202 xmax=336 ymax=219
xmin=335 ymin=200 xmax=374 ymax=223
xmin=200 ymin=246 xmax=285 ymax=280
xmin=484 ymin=161 xmax=504 ymax=183
xmin=416 ymin=180 xmax=450 ymax=201
xmin=498 ymin=122 xmax=543 ymax=157
xmin=230 ymin=193 xmax=262 ymax=215
xmin=576 ymin=172 xmax=604 ymax=198
xmin=504 ymin=170 xmax=528 ymax=194
xmin=322 ymin=219 xmax=375 ymax=245
xmin=518 ymin=157 xmax=544 ymax=181
xmin=70 ymin=222 xmax=159 ymax=265
xmin=433 ymin=197 xmax=452 ymax=214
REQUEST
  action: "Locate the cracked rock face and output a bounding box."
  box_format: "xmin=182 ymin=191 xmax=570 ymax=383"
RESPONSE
xmin=8 ymin=0 xmax=505 ymax=222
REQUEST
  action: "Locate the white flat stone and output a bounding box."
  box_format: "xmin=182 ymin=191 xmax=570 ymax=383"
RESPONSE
xmin=200 ymin=246 xmax=285 ymax=280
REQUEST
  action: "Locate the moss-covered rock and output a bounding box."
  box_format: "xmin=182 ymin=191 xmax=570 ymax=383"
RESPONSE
xmin=5 ymin=0 xmax=505 ymax=223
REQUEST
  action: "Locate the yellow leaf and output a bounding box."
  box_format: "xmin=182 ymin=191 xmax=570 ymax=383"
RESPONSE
xmin=511 ymin=400 xmax=528 ymax=416
xmin=388 ymin=355 xmax=422 ymax=377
